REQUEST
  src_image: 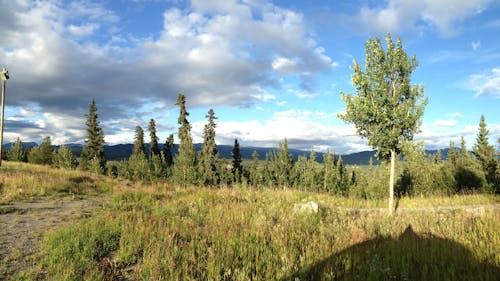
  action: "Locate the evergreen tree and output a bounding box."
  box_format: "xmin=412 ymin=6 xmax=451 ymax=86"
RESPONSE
xmin=54 ymin=145 xmax=77 ymax=169
xmin=199 ymin=109 xmax=219 ymax=186
xmin=336 ymin=155 xmax=349 ymax=195
xmin=263 ymin=152 xmax=275 ymax=187
xmin=7 ymin=137 xmax=26 ymax=162
xmin=307 ymin=147 xmax=318 ymax=191
xmin=80 ymin=99 xmax=106 ymax=173
xmin=148 ymin=119 xmax=160 ymax=158
xmin=232 ymin=138 xmax=242 ymax=183
xmin=434 ymin=149 xmax=442 ymax=163
xmin=339 ymin=34 xmax=427 ymax=212
xmin=472 ymin=115 xmax=497 ymax=189
xmin=323 ymin=149 xmax=335 ymax=192
xmin=132 ymin=125 xmax=146 ymax=156
xmin=460 ymin=137 xmax=469 ymax=166
xmin=172 ymin=94 xmax=197 ymax=186
xmin=249 ymin=150 xmax=260 ymax=187
xmin=448 ymin=141 xmax=457 ymax=167
xmin=163 ymin=134 xmax=175 ymax=167
xmin=472 ymin=115 xmax=495 ymax=167
xmin=28 ymin=136 xmax=54 ymax=165
xmin=274 ymin=139 xmax=294 ymax=189
xmin=292 ymin=155 xmax=308 ymax=190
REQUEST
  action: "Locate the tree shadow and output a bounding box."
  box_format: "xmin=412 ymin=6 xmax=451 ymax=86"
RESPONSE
xmin=282 ymin=225 xmax=499 ymax=281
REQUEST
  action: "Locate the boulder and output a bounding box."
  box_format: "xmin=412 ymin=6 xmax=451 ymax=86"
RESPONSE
xmin=293 ymin=201 xmax=319 ymax=214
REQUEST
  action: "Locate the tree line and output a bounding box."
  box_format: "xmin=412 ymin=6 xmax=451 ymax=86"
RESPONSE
xmin=3 ymin=93 xmax=499 ymax=196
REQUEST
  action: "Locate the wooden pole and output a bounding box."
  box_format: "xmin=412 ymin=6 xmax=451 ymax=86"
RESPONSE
xmin=0 ymin=78 xmax=5 ymax=166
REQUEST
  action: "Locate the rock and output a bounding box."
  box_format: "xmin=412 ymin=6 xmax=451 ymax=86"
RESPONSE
xmin=293 ymin=201 xmax=319 ymax=214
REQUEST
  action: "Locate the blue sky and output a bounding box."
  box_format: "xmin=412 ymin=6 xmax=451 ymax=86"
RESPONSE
xmin=1 ymin=0 xmax=499 ymax=154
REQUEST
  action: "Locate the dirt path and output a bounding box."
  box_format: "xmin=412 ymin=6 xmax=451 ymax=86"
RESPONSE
xmin=0 ymin=196 xmax=106 ymax=279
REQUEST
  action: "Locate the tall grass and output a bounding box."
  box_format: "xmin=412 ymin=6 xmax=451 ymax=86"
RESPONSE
xmin=0 ymin=161 xmax=115 ymax=202
xmin=38 ymin=188 xmax=500 ymax=280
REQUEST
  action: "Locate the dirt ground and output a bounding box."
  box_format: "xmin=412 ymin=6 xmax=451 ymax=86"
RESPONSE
xmin=0 ymin=196 xmax=105 ymax=279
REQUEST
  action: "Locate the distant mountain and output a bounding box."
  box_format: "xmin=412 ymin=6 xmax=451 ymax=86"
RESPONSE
xmin=2 ymin=142 xmax=462 ymax=166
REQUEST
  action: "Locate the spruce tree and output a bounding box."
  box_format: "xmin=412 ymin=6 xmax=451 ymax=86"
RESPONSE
xmin=7 ymin=137 xmax=27 ymax=162
xmin=336 ymin=155 xmax=349 ymax=195
xmin=339 ymin=34 xmax=427 ymax=212
xmin=172 ymin=94 xmax=197 ymax=186
xmin=163 ymin=134 xmax=175 ymax=167
xmin=28 ymin=136 xmax=54 ymax=165
xmin=434 ymin=149 xmax=442 ymax=163
xmin=460 ymin=136 xmax=470 ymax=166
xmin=323 ymin=149 xmax=335 ymax=192
xmin=307 ymin=147 xmax=318 ymax=191
xmin=199 ymin=108 xmax=219 ymax=186
xmin=472 ymin=115 xmax=497 ymax=188
xmin=54 ymin=145 xmax=77 ymax=169
xmin=148 ymin=119 xmax=160 ymax=158
xmin=448 ymin=141 xmax=457 ymax=167
xmin=472 ymin=115 xmax=495 ymax=166
xmin=132 ymin=125 xmax=146 ymax=156
xmin=250 ymin=150 xmax=260 ymax=187
xmin=232 ymin=138 xmax=242 ymax=183
xmin=80 ymin=99 xmax=106 ymax=173
xmin=274 ymin=139 xmax=294 ymax=189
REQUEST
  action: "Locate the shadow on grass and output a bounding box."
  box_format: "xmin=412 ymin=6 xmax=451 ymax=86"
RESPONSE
xmin=282 ymin=225 xmax=499 ymax=281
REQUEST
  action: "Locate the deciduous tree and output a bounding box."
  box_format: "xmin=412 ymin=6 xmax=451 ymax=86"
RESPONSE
xmin=339 ymin=34 xmax=427 ymax=213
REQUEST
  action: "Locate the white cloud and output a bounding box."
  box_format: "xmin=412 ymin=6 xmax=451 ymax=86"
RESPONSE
xmin=468 ymin=67 xmax=500 ymax=98
xmin=191 ymin=116 xmax=368 ymax=154
xmin=68 ymin=23 xmax=100 ymax=37
xmin=434 ymin=119 xmax=457 ymax=127
xmin=1 ymin=0 xmax=335 ymax=143
xmin=354 ymin=0 xmax=493 ymax=37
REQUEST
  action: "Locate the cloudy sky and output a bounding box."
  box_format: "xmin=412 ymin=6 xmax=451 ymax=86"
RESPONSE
xmin=1 ymin=0 xmax=499 ymax=154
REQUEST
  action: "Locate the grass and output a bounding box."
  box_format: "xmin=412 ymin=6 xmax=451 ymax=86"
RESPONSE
xmin=1 ymin=162 xmax=499 ymax=280
xmin=0 ymin=161 xmax=115 ymax=203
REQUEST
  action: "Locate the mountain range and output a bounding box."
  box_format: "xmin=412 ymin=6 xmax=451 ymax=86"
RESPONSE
xmin=2 ymin=142 xmax=456 ymax=165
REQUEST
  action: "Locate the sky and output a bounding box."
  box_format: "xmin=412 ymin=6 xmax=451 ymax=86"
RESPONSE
xmin=1 ymin=0 xmax=499 ymax=154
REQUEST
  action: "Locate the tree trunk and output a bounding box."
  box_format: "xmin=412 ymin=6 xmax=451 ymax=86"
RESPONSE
xmin=388 ymin=148 xmax=395 ymax=214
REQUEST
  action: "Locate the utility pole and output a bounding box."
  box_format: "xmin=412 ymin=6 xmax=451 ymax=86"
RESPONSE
xmin=0 ymin=67 xmax=10 ymax=167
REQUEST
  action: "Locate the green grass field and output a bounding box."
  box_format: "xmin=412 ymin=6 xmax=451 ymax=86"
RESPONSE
xmin=1 ymin=162 xmax=499 ymax=280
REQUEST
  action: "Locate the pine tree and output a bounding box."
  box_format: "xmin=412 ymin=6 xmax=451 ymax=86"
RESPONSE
xmin=7 ymin=137 xmax=26 ymax=162
xmin=339 ymin=34 xmax=427 ymax=212
xmin=163 ymin=134 xmax=174 ymax=168
xmin=199 ymin=109 xmax=219 ymax=187
xmin=232 ymin=138 xmax=242 ymax=183
xmin=28 ymin=136 xmax=54 ymax=165
xmin=80 ymin=99 xmax=106 ymax=173
xmin=323 ymin=149 xmax=335 ymax=192
xmin=54 ymin=145 xmax=77 ymax=169
xmin=148 ymin=119 xmax=160 ymax=158
xmin=132 ymin=125 xmax=146 ymax=156
xmin=307 ymin=147 xmax=318 ymax=191
xmin=274 ymin=139 xmax=294 ymax=189
xmin=448 ymin=141 xmax=457 ymax=167
xmin=460 ymin=137 xmax=469 ymax=166
xmin=249 ymin=150 xmax=260 ymax=187
xmin=336 ymin=155 xmax=349 ymax=196
xmin=472 ymin=115 xmax=495 ymax=166
xmin=434 ymin=149 xmax=442 ymax=163
xmin=472 ymin=115 xmax=497 ymax=188
xmin=172 ymin=94 xmax=197 ymax=186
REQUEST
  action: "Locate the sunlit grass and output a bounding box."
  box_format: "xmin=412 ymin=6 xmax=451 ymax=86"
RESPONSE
xmin=0 ymin=161 xmax=115 ymax=203
xmin=2 ymin=162 xmax=499 ymax=280
xmin=39 ymin=188 xmax=500 ymax=280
